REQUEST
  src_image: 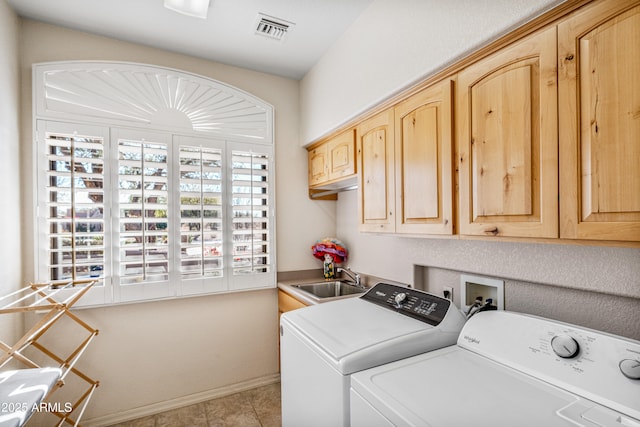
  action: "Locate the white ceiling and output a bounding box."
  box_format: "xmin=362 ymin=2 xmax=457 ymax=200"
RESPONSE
xmin=6 ymin=0 xmax=374 ymax=79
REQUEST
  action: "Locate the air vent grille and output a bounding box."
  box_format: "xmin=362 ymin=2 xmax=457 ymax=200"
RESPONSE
xmin=255 ymin=14 xmax=294 ymax=41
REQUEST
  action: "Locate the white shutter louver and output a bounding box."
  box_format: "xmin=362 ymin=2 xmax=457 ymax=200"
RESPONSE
xmin=45 ymin=132 xmax=106 ymax=284
xmin=231 ymin=150 xmax=271 ymax=276
xmin=117 ymin=139 xmax=169 ymax=284
xmin=179 ymin=145 xmax=224 ymax=279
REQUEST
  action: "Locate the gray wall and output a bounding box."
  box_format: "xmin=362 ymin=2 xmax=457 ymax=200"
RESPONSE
xmin=416 ymin=266 xmax=640 ymax=341
xmin=336 ymin=190 xmax=640 ymax=340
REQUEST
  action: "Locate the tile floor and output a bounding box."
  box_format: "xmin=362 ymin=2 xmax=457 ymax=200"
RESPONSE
xmin=108 ymin=382 xmax=281 ymax=427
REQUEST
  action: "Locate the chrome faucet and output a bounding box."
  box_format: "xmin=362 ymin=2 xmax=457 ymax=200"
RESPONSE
xmin=337 ymin=266 xmax=363 ymax=288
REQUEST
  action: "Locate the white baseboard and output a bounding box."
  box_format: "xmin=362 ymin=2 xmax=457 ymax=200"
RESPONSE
xmin=83 ymin=373 xmax=281 ymax=427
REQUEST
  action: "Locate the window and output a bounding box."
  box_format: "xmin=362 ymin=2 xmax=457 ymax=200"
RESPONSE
xmin=33 ymin=61 xmax=275 ymax=306
xmin=42 ymin=125 xmax=108 ymax=284
xmin=36 ymin=123 xmax=275 ymax=306
xmin=117 ymin=137 xmax=170 ymax=285
xmin=230 ymin=147 xmax=272 ymax=288
xmin=231 ymin=150 xmax=270 ymax=274
xmin=178 ymin=144 xmax=224 ymax=280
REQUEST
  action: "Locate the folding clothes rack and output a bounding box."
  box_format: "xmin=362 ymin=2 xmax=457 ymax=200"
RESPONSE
xmin=0 ymin=280 xmax=99 ymax=426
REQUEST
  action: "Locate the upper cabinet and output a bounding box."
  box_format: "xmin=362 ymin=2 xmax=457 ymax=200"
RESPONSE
xmin=457 ymin=27 xmax=559 ymax=239
xmin=308 ymin=143 xmax=329 ymax=187
xmin=356 ymin=109 xmax=395 ymax=232
xmin=327 ymin=130 xmax=356 ymax=182
xmin=308 ymin=129 xmax=356 ymax=190
xmin=558 ymin=0 xmax=640 ymax=242
xmin=395 ymin=80 xmax=455 ymax=235
xmin=307 ymin=0 xmax=639 ymax=246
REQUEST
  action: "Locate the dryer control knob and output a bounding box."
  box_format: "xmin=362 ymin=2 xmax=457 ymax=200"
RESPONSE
xmin=394 ymin=292 xmax=408 ymax=307
xmin=551 ymin=335 xmax=580 ymax=358
xmin=619 ymin=359 xmax=640 ymax=380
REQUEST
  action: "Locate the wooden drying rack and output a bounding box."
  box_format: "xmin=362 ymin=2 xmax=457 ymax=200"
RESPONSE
xmin=0 ymin=280 xmax=99 ymax=426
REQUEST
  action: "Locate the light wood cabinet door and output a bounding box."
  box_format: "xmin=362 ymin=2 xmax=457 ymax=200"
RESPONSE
xmin=327 ymin=130 xmax=356 ymax=181
xmin=308 ymin=129 xmax=356 ymax=189
xmin=357 ymin=109 xmax=395 ymax=232
xmin=308 ymin=144 xmax=329 ymax=187
xmin=278 ymin=290 xmax=307 ymax=314
xmin=395 ymin=80 xmax=454 ymax=235
xmin=558 ymin=0 xmax=640 ymax=243
xmin=457 ymin=26 xmax=558 ymax=238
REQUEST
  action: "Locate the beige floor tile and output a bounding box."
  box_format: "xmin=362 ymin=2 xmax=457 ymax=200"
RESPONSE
xmin=105 ymin=382 xmax=281 ymax=427
xmin=242 ymin=383 xmax=282 ymax=427
xmin=155 ymin=402 xmax=208 ymax=427
xmin=107 ymin=415 xmax=156 ymax=427
xmin=202 ymin=394 xmax=261 ymax=427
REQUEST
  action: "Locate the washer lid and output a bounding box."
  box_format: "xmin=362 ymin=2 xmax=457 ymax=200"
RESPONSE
xmin=283 ymin=297 xmax=433 ymax=359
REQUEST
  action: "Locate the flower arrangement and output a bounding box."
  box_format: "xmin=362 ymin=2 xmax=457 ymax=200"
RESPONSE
xmin=311 ymin=238 xmax=348 ymax=279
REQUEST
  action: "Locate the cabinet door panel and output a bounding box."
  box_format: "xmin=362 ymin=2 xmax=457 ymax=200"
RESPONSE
xmin=395 ymin=80 xmax=454 ymax=235
xmin=357 ymin=109 xmax=395 ymax=232
xmin=472 ymin=66 xmax=533 ymax=218
xmin=308 ymin=145 xmax=328 ymax=187
xmin=458 ymin=26 xmax=558 ymax=238
xmin=559 ymin=0 xmax=640 ymax=242
xmin=278 ymin=290 xmax=307 ymax=313
xmin=362 ymin=129 xmax=389 ymax=220
xmin=401 ymin=105 xmax=439 ymax=219
xmin=328 ymin=130 xmax=356 ymax=181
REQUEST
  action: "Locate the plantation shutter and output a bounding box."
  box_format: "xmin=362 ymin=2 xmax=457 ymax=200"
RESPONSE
xmin=230 ymin=144 xmax=274 ymax=290
xmin=44 ymin=132 xmax=106 ymax=282
xmin=176 ymin=136 xmax=227 ymax=295
xmin=113 ymin=129 xmax=172 ymax=302
xmin=37 ymin=124 xmax=275 ymax=304
xmin=36 ymin=121 xmax=111 ymax=305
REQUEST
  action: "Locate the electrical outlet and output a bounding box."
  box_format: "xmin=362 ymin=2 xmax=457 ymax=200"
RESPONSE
xmin=443 ymin=286 xmax=453 ymax=301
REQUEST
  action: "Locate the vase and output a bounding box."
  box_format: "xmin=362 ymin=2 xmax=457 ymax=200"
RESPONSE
xmin=323 ymin=259 xmax=335 ymax=279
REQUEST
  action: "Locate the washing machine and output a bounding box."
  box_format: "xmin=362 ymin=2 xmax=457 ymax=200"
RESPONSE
xmin=279 ymin=282 xmax=466 ymax=427
xmin=350 ymin=310 xmax=640 ymax=427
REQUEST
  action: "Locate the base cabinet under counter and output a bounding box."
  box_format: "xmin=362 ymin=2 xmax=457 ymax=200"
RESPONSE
xmin=278 ymin=289 xmax=308 ymax=315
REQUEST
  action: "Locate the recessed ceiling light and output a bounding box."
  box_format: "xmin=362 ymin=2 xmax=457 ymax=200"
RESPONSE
xmin=164 ymin=0 xmax=210 ymax=19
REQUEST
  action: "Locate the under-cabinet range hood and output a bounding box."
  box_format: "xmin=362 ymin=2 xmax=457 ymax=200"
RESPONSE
xmin=308 ymin=176 xmax=358 ymax=200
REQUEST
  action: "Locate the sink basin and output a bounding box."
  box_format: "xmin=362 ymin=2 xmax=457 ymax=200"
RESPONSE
xmin=292 ymin=281 xmax=366 ymax=299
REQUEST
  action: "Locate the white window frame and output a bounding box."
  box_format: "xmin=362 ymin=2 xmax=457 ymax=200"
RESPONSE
xmin=33 ymin=61 xmax=276 ymax=307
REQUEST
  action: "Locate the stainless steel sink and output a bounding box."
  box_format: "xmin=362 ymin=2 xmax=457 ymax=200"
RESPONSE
xmin=292 ymin=281 xmax=366 ymax=300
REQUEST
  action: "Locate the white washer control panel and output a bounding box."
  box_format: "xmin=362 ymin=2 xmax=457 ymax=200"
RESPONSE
xmin=458 ymin=311 xmax=640 ymax=422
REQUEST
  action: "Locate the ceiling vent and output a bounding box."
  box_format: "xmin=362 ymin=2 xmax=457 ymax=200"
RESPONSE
xmin=255 ymin=13 xmax=294 ymax=42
